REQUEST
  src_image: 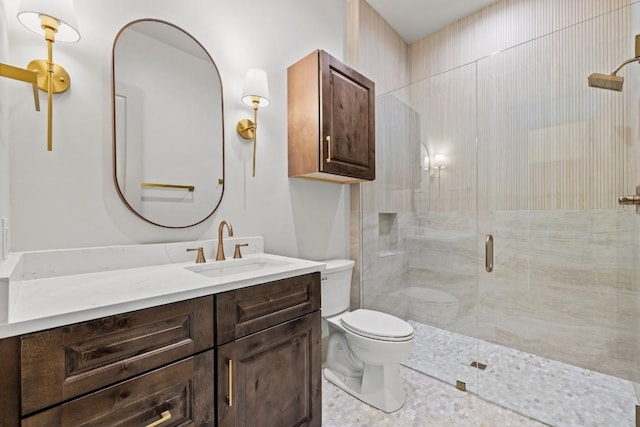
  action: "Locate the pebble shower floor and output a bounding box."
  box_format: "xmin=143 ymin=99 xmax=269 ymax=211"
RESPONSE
xmin=322 ymin=320 xmax=636 ymax=426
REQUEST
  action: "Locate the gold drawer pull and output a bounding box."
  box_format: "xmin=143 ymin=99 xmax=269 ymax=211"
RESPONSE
xmin=146 ymin=410 xmax=172 ymax=427
xmin=326 ymin=135 xmax=332 ymax=163
xmin=227 ymin=359 xmax=234 ymax=407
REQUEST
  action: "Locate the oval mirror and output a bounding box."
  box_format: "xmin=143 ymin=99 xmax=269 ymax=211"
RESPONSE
xmin=112 ymin=19 xmax=224 ymax=228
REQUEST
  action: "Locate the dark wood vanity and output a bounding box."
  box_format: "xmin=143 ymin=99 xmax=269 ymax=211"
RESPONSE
xmin=0 ymin=272 xmax=321 ymax=427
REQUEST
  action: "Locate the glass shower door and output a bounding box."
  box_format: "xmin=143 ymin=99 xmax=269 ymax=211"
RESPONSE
xmin=364 ymin=3 xmax=640 ymax=425
xmin=475 ymin=3 xmax=639 ymax=425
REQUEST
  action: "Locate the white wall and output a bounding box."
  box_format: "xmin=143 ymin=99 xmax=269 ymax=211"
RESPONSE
xmin=1 ymin=0 xmax=349 ymax=261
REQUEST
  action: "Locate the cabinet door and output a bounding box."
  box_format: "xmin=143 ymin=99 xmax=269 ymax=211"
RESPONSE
xmin=22 ymin=350 xmax=215 ymax=427
xmin=320 ymin=50 xmax=375 ymax=180
xmin=217 ymin=311 xmax=321 ymax=427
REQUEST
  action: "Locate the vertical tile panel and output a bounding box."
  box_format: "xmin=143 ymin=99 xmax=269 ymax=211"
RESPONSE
xmin=354 ymin=0 xmax=412 ymax=310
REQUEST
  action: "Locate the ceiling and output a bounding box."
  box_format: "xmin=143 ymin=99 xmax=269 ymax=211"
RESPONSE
xmin=366 ymin=0 xmax=499 ymax=44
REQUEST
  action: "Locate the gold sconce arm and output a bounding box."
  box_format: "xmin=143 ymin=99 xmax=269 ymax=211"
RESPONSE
xmin=236 ymin=97 xmax=260 ymax=177
xmin=0 ymin=63 xmax=40 ymax=111
xmin=236 ymin=68 xmax=269 ymax=177
xmin=16 ymin=0 xmax=80 ymax=151
xmin=28 ymin=15 xmax=73 ymax=152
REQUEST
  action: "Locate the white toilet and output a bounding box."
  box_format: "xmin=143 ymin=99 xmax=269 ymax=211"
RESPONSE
xmin=321 ymin=259 xmax=414 ymax=413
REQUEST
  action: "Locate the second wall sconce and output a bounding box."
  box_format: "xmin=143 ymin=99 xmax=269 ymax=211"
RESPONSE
xmin=17 ymin=0 xmax=80 ymax=151
xmin=432 ymin=154 xmax=447 ymax=170
xmin=236 ymin=68 xmax=270 ymax=177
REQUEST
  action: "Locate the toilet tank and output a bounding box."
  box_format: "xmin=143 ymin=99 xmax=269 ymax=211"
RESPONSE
xmin=321 ymin=259 xmax=355 ymax=317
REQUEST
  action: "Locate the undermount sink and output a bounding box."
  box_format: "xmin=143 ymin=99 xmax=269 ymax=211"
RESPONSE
xmin=184 ymin=256 xmax=291 ymax=278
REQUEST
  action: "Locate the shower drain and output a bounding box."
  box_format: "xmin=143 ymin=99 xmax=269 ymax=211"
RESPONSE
xmin=470 ymin=361 xmax=488 ymax=370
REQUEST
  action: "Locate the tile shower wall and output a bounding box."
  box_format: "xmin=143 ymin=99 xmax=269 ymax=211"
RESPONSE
xmin=402 ymin=210 xmax=638 ymax=380
xmin=408 ymin=0 xmax=634 ymax=84
xmin=357 ymin=0 xmax=640 ymax=386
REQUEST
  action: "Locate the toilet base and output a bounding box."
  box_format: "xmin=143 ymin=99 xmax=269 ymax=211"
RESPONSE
xmin=323 ymin=362 xmax=407 ymax=413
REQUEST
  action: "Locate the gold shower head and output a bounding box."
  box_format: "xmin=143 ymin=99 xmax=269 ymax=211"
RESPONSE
xmin=588 ymin=34 xmax=640 ymax=92
xmin=588 ymin=73 xmax=624 ymax=92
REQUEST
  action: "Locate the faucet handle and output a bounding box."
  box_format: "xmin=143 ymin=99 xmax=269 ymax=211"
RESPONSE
xmin=187 ymin=247 xmax=206 ymax=263
xmin=233 ymin=243 xmax=249 ymax=259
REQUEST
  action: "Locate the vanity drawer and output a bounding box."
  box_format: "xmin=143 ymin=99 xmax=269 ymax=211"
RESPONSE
xmin=22 ymin=350 xmax=215 ymax=427
xmin=21 ymin=296 xmax=214 ymax=415
xmin=216 ymin=272 xmax=320 ymax=344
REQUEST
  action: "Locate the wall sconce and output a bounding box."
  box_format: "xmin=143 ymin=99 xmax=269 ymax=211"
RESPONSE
xmin=17 ymin=0 xmax=80 ymax=151
xmin=432 ymin=154 xmax=447 ymax=169
xmin=236 ymin=69 xmax=270 ymax=177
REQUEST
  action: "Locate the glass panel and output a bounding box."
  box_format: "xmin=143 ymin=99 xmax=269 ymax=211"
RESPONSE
xmin=362 ymin=62 xmax=479 ymax=392
xmin=476 ymin=3 xmax=638 ymax=425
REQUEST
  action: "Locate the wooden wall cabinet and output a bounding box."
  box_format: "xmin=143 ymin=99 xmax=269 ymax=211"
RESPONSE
xmin=0 ymin=272 xmax=321 ymax=427
xmin=288 ymin=50 xmax=375 ymax=183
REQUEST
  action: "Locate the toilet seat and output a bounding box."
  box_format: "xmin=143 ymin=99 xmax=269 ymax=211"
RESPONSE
xmin=340 ymin=309 xmax=414 ymax=342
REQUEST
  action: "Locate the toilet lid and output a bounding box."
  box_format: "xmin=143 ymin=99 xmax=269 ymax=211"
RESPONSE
xmin=340 ymin=309 xmax=414 ymax=342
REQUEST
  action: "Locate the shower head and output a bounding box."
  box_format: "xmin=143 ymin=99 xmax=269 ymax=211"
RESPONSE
xmin=588 ymin=34 xmax=640 ymax=92
xmin=588 ymin=73 xmax=624 ymax=91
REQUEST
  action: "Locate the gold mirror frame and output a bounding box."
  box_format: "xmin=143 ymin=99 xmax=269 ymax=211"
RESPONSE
xmin=111 ymin=19 xmax=225 ymax=228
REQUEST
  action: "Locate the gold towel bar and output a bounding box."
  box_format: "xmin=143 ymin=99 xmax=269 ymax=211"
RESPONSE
xmin=141 ymin=182 xmax=195 ymax=192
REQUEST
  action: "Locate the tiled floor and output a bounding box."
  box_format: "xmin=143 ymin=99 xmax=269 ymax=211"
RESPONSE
xmin=322 ymin=366 xmax=546 ymax=426
xmin=405 ymin=321 xmax=636 ymax=427
xmin=322 ymin=320 xmax=637 ymax=426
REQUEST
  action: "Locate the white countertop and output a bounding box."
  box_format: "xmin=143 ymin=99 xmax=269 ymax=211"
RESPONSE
xmin=0 ymin=238 xmax=325 ymax=339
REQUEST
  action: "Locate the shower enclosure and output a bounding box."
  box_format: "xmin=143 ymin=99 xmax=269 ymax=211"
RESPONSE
xmin=361 ymin=3 xmax=640 ymax=426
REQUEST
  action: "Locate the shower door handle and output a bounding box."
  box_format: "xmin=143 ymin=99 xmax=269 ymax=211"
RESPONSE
xmin=618 ymin=185 xmax=640 ymax=214
xmin=485 ymin=234 xmax=493 ymax=273
xmin=618 ymin=195 xmax=640 ymax=204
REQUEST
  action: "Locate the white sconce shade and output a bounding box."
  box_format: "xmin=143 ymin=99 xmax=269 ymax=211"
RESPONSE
xmin=423 ymin=155 xmax=430 ymax=171
xmin=241 ymin=68 xmax=270 ymax=107
xmin=17 ymin=0 xmax=80 ymax=42
xmin=433 ymin=154 xmax=446 ymax=169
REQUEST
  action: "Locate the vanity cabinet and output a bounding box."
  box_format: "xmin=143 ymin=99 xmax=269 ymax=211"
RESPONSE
xmin=0 ymin=272 xmax=321 ymax=427
xmin=288 ymin=49 xmax=375 ymax=183
xmin=215 ymin=274 xmax=321 ymax=427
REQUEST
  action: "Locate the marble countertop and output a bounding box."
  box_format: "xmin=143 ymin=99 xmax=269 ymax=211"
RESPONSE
xmin=0 ymin=238 xmax=325 ymax=339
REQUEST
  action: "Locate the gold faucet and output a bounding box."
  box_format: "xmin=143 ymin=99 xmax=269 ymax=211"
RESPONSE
xmin=216 ymin=220 xmax=234 ymax=261
xmin=233 ymin=243 xmax=249 ymax=259
xmin=186 ymin=247 xmax=206 ymax=263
